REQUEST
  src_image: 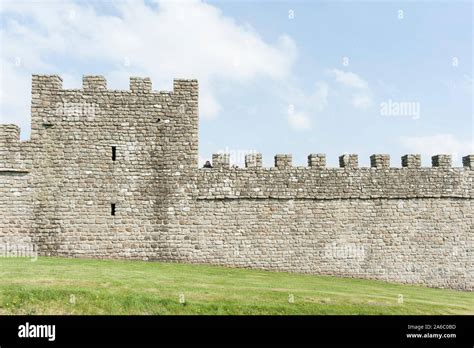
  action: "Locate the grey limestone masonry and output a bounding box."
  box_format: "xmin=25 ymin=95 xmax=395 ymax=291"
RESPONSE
xmin=1 ymin=75 xmax=473 ymax=290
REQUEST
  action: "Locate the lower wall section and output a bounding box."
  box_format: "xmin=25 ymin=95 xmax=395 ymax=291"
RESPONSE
xmin=2 ymin=176 xmax=471 ymax=291
xmin=0 ymin=172 xmax=34 ymax=256
xmin=164 ymin=198 xmax=473 ymax=290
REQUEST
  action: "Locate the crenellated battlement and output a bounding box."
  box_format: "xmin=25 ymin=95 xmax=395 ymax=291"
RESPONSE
xmin=432 ymin=154 xmax=452 ymax=168
xmin=308 ymin=153 xmax=326 ymax=168
xmin=245 ymin=153 xmax=263 ymax=168
xmin=31 ymin=74 xmax=197 ymax=95
xmin=275 ymin=154 xmax=293 ymax=168
xmin=209 ymin=152 xmax=474 ymax=170
xmin=196 ymin=152 xmax=474 ymax=202
xmin=0 ymin=125 xmax=31 ymax=172
xmin=82 ymin=75 xmax=107 ymax=91
xmin=370 ymin=154 xmax=390 ymax=168
xmin=0 ymin=124 xmax=20 ymax=143
xmin=27 ymin=75 xmax=199 ymax=112
xmin=32 ymin=75 xmax=63 ymax=92
xmin=28 ymin=75 xmax=199 ymax=172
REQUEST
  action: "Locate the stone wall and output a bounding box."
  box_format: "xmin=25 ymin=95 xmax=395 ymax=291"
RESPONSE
xmin=0 ymin=75 xmax=472 ymax=291
xmin=163 ymin=162 xmax=473 ymax=290
xmin=0 ymin=125 xmax=34 ymax=253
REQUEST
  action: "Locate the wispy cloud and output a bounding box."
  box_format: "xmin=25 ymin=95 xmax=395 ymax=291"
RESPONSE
xmin=329 ymin=69 xmax=368 ymax=89
xmin=284 ymin=81 xmax=328 ymax=131
xmin=328 ymin=68 xmax=373 ymax=110
xmin=0 ymin=0 xmax=297 ymax=129
xmin=288 ymin=111 xmax=312 ymax=131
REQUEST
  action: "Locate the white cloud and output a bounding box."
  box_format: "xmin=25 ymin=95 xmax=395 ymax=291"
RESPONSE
xmin=400 ymin=134 xmax=473 ymax=163
xmin=283 ymin=81 xmax=328 ymax=131
xmin=329 ymin=69 xmax=368 ymax=89
xmin=352 ymin=93 xmax=372 ymax=110
xmin=328 ymin=68 xmax=373 ymax=110
xmin=0 ymin=0 xmax=297 ymax=133
xmin=288 ymin=111 xmax=312 ymax=131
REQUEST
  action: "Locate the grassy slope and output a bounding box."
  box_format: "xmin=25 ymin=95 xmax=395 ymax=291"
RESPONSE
xmin=0 ymin=257 xmax=472 ymax=315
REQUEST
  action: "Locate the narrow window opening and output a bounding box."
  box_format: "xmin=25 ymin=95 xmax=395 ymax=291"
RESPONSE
xmin=112 ymin=146 xmax=116 ymax=161
xmin=111 ymin=203 xmax=116 ymax=216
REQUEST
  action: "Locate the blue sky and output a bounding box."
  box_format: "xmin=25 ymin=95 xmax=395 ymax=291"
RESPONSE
xmin=0 ymin=0 xmax=472 ymax=167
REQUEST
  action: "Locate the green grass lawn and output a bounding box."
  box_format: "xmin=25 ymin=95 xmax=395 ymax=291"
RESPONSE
xmin=0 ymin=257 xmax=472 ymax=315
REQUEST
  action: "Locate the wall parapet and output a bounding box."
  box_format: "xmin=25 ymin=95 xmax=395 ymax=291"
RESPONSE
xmin=432 ymin=154 xmax=452 ymax=168
xmin=208 ymin=153 xmax=473 ymax=170
xmin=370 ymin=154 xmax=390 ymax=168
xmin=339 ymin=154 xmax=358 ymax=168
xmin=308 ymin=154 xmax=326 ymax=168
xmin=31 ymin=74 xmax=196 ymax=96
xmin=402 ymin=154 xmax=421 ymax=168
xmin=0 ymin=124 xmax=20 ymax=143
xmin=212 ymin=154 xmax=230 ymax=169
xmin=192 ymin=165 xmax=473 ymax=200
xmin=275 ymin=154 xmax=292 ymax=168
xmin=245 ymin=153 xmax=262 ymax=168
xmin=0 ymin=125 xmax=32 ymax=171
